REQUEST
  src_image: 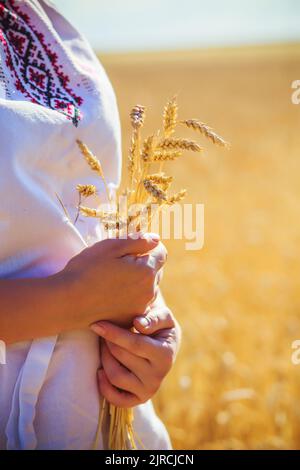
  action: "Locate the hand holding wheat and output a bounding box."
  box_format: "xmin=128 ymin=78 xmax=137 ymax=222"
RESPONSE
xmin=73 ymin=96 xmax=229 ymax=449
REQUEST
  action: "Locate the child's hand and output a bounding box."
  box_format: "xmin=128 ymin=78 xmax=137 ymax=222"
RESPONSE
xmin=62 ymin=234 xmax=167 ymax=329
xmin=90 ymin=307 xmax=181 ymax=407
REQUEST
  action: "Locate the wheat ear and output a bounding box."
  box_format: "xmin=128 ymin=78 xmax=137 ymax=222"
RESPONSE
xmin=158 ymin=138 xmax=203 ymax=152
xmin=180 ymin=119 xmax=230 ymax=148
xmin=76 ymin=184 xmax=97 ymax=198
xmin=167 ymin=189 xmax=187 ymax=205
xmin=143 ymin=179 xmax=167 ymax=203
xmin=146 ymin=173 xmax=173 ymax=191
xmin=128 ymin=105 xmax=146 ymax=194
xmin=141 ymin=135 xmax=155 ymax=162
xmin=153 ymin=150 xmax=182 ymax=161
xmin=76 ymin=140 xmax=112 ymax=203
xmin=79 ymin=206 xmax=116 ymax=219
xmin=163 ymin=95 xmax=178 ymax=137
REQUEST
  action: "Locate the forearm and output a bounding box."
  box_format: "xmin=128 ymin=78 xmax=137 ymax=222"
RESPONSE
xmin=0 ymin=273 xmax=76 ymax=344
xmin=0 ymin=238 xmax=168 ymax=345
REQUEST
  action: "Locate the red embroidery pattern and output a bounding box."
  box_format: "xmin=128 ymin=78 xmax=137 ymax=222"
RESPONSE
xmin=0 ymin=0 xmax=83 ymax=126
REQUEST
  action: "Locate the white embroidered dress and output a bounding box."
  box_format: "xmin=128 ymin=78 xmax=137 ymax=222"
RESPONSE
xmin=0 ymin=0 xmax=171 ymax=450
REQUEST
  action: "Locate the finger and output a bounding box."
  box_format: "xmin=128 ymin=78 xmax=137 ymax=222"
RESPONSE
xmin=101 ymin=342 xmax=143 ymax=395
xmin=98 ymin=368 xmax=141 ymax=408
xmin=90 ymin=321 xmax=159 ymax=359
xmin=102 ymin=342 xmax=159 ymax=402
xmin=115 ymin=233 xmax=160 ymax=257
xmin=105 ymin=340 xmax=149 ymax=380
xmin=156 ymin=268 xmax=164 ymax=285
xmin=135 ymin=242 xmax=167 ymax=272
xmin=147 ymin=285 xmax=159 ymax=307
xmin=133 ymin=307 xmax=175 ymax=335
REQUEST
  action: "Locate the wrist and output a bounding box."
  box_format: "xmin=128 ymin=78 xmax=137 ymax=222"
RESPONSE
xmin=52 ymin=267 xmax=107 ymax=331
xmin=48 ymin=269 xmax=83 ymax=332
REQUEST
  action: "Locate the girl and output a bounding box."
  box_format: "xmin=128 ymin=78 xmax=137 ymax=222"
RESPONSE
xmin=0 ymin=0 xmax=180 ymax=449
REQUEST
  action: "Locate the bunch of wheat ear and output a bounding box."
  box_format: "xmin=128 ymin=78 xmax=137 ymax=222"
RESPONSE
xmin=73 ymin=97 xmax=229 ymax=450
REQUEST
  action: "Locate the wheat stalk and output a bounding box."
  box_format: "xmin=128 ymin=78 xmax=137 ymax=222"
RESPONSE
xmin=77 ymin=140 xmax=112 ymax=203
xmin=76 ymin=140 xmax=104 ymax=175
xmin=61 ymin=97 xmax=230 ymax=450
xmin=79 ymin=206 xmax=114 ymax=218
xmin=103 ymin=220 xmax=127 ymax=231
xmin=158 ymin=138 xmax=203 ymax=152
xmin=128 ymin=135 xmax=136 ymax=176
xmin=163 ymin=95 xmax=178 ymax=137
xmin=153 ymin=150 xmax=182 ymax=161
xmin=180 ymin=119 xmax=230 ymax=148
xmin=146 ymin=173 xmax=173 ymax=185
xmin=55 ymin=192 xmax=72 ymax=224
xmin=167 ymin=189 xmax=187 ymax=205
xmin=130 ymin=105 xmax=145 ymax=129
xmin=143 ymin=179 xmax=168 ymax=203
xmin=146 ymin=173 xmax=173 ymax=191
xmin=141 ymin=135 xmax=155 ymax=162
xmin=76 ymin=184 xmax=97 ymax=198
xmin=128 ymin=105 xmax=146 ymax=192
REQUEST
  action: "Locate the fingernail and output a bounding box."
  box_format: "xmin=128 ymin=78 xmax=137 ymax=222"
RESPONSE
xmin=90 ymin=323 xmax=106 ymax=336
xmin=136 ymin=316 xmax=151 ymax=328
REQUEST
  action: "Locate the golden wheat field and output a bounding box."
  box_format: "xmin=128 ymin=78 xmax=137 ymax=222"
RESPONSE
xmin=101 ymin=43 xmax=300 ymax=450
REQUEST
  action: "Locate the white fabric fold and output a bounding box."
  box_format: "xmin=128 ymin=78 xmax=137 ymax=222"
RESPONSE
xmin=6 ymin=336 xmax=57 ymax=450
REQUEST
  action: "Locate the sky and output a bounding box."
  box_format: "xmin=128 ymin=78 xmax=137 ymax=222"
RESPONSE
xmin=53 ymin=0 xmax=300 ymax=52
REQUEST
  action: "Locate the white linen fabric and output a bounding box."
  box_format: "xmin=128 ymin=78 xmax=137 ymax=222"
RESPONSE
xmin=0 ymin=0 xmax=171 ymax=450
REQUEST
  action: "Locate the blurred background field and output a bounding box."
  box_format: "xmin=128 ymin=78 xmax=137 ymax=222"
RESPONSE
xmin=55 ymin=0 xmax=300 ymax=450
xmin=100 ymin=43 xmax=300 ymax=449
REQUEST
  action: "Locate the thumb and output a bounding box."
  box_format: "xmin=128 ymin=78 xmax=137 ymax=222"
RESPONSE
xmin=133 ymin=307 xmax=175 ymax=335
xmin=115 ymin=233 xmax=160 ymax=257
